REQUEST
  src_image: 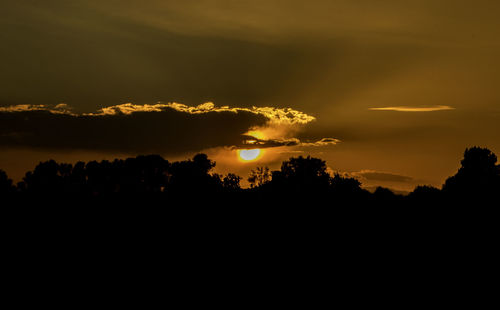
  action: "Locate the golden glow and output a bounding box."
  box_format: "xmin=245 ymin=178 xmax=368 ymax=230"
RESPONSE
xmin=238 ymin=149 xmax=262 ymax=162
xmin=245 ymin=130 xmax=265 ymax=140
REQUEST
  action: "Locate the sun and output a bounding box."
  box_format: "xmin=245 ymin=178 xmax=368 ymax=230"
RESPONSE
xmin=238 ymin=149 xmax=262 ymax=162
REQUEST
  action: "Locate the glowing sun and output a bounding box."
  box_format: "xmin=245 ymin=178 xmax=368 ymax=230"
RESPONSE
xmin=238 ymin=149 xmax=262 ymax=162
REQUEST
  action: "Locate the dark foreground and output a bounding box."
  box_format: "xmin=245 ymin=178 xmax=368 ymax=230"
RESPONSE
xmin=2 ymin=147 xmax=498 ymax=294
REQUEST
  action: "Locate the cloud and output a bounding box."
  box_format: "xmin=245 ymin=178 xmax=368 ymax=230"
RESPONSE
xmin=0 ymin=103 xmax=73 ymax=114
xmin=0 ymin=103 xmax=266 ymax=154
xmin=91 ymin=102 xmax=315 ymax=125
xmin=0 ymin=103 xmax=333 ymax=155
xmin=369 ymin=105 xmax=455 ymax=112
xmin=237 ymin=135 xmax=299 ymax=149
xmin=0 ymin=105 xmax=47 ymax=113
xmin=235 ymin=136 xmax=340 ymax=150
xmin=301 ymin=138 xmax=341 ymax=147
xmin=352 ymin=170 xmax=414 ymax=183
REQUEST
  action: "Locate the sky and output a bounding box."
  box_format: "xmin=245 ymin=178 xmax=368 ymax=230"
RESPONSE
xmin=1 ymin=0 xmax=500 ymax=190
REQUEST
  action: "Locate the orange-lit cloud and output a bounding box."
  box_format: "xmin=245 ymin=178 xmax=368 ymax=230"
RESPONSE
xmin=0 ymin=103 xmax=73 ymax=114
xmin=91 ymin=102 xmax=316 ymax=125
xmin=369 ymin=105 xmax=455 ymax=112
xmin=301 ymin=138 xmax=340 ymax=147
xmin=0 ymin=102 xmax=336 ymax=155
xmin=235 ymin=135 xmax=340 ymax=150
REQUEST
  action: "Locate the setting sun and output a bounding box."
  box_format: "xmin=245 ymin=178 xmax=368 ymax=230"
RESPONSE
xmin=238 ymin=149 xmax=262 ymax=162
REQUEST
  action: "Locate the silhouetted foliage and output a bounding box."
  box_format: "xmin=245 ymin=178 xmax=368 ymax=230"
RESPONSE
xmin=0 ymin=169 xmax=14 ymax=196
xmin=23 ymin=160 xmax=68 ymax=195
xmin=248 ymin=167 xmax=271 ymax=188
xmin=1 ymin=146 xmax=498 ymax=206
xmin=222 ymin=173 xmax=242 ymax=192
xmin=443 ymin=147 xmax=500 ymax=199
xmin=330 ymin=174 xmax=364 ymax=195
xmin=372 ymin=187 xmax=403 ymax=205
xmin=408 ymin=185 xmax=442 ymax=204
xmin=169 ymin=153 xmax=220 ymax=195
xmin=270 ymin=156 xmax=331 ymax=193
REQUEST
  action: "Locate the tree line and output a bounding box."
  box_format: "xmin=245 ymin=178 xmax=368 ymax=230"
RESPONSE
xmin=1 ymin=147 xmax=499 ymax=205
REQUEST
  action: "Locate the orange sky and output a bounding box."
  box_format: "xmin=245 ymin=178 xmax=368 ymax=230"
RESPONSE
xmin=1 ymin=1 xmax=499 ymax=191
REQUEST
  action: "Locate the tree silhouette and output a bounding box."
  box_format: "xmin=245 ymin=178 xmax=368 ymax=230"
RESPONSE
xmin=0 ymin=169 xmax=14 ymax=196
xmin=2 ymin=147 xmax=499 ymax=205
xmin=169 ymin=153 xmax=220 ymax=195
xmin=23 ymin=160 xmax=68 ymax=195
xmin=330 ymin=173 xmax=365 ymax=197
xmin=69 ymin=161 xmax=87 ymax=194
xmin=85 ymin=160 xmax=114 ymax=195
xmin=372 ymin=187 xmax=400 ymax=204
xmin=121 ymin=155 xmax=170 ymax=193
xmin=222 ymin=173 xmax=242 ymax=191
xmin=271 ymin=156 xmax=331 ymax=193
xmin=443 ymin=147 xmax=500 ymax=198
xmin=248 ymin=167 xmax=271 ymax=188
xmin=408 ymin=185 xmax=441 ymax=204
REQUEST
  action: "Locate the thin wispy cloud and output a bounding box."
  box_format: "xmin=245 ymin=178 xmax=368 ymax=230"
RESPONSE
xmin=237 ymin=136 xmax=340 ymax=149
xmin=369 ymin=105 xmax=455 ymax=112
xmin=353 ymin=170 xmax=414 ymax=183
xmin=301 ymin=138 xmax=341 ymax=147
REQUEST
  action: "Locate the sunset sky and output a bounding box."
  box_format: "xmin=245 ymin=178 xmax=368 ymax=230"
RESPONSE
xmin=1 ymin=0 xmax=500 ymax=191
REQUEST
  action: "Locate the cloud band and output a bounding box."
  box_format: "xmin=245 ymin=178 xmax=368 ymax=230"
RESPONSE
xmin=0 ymin=102 xmax=334 ymax=154
xmin=369 ymin=105 xmax=455 ymax=112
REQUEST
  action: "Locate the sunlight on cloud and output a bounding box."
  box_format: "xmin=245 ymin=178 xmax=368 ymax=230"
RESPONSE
xmin=91 ymin=102 xmax=316 ymax=125
xmin=0 ymin=102 xmax=337 ymax=155
xmin=301 ymin=138 xmax=341 ymax=147
xmin=0 ymin=105 xmax=47 ymax=113
xmin=0 ymin=103 xmax=74 ymax=115
xmin=91 ymin=102 xmax=334 ymax=153
xmin=369 ymin=105 xmax=455 ymax=112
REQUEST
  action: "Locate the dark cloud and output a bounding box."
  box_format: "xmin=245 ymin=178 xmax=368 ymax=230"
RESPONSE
xmin=237 ymin=135 xmax=299 ymax=149
xmin=0 ymin=103 xmax=334 ymax=155
xmin=355 ymin=171 xmax=413 ymax=183
xmin=0 ymin=104 xmax=267 ymax=155
xmin=235 ymin=136 xmax=339 ymax=149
